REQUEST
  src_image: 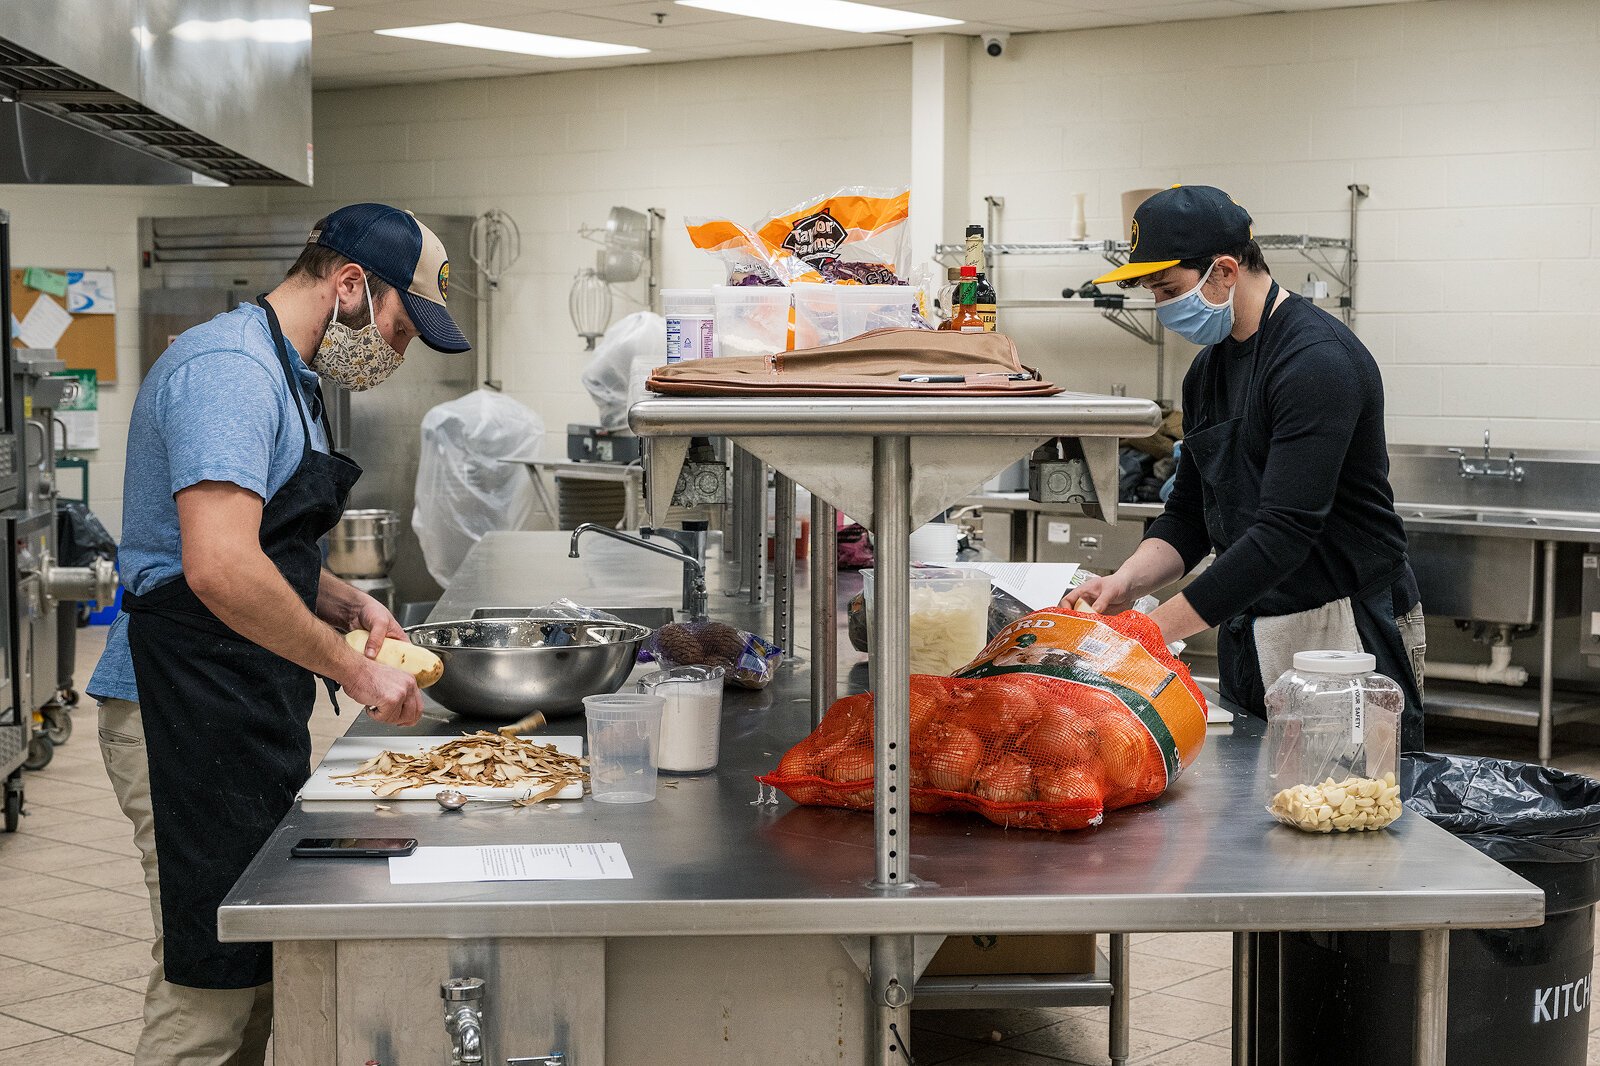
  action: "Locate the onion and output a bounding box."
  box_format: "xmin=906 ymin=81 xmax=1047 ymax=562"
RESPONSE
xmin=1026 ymin=707 xmax=1098 ymax=768
xmin=908 ymin=688 xmax=943 ymax=742
xmin=825 ymin=743 xmax=874 ymax=785
xmin=815 ymin=696 xmax=873 ymax=765
xmin=922 ymin=724 xmax=983 ymax=792
xmin=968 ymin=677 xmax=1042 ymax=741
xmin=1036 ymin=765 xmax=1102 ymax=808
xmin=1097 ymin=716 xmax=1161 ymax=798
xmin=775 ymin=746 xmax=818 ymax=779
xmin=973 ymin=752 xmax=1036 ymax=804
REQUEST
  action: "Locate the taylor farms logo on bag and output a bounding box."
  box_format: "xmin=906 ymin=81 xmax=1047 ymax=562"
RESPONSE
xmin=781 ymin=210 xmax=848 ymax=267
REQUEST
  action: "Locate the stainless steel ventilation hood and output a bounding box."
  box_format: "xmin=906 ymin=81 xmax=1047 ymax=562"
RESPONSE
xmin=0 ymin=0 xmax=312 ymax=185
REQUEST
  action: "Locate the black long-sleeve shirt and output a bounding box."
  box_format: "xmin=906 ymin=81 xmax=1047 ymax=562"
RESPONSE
xmin=1145 ymin=292 xmax=1409 ymax=625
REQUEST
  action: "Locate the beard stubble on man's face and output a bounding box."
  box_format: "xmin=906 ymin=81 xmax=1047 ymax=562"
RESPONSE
xmin=333 ymin=290 xmax=374 ymax=332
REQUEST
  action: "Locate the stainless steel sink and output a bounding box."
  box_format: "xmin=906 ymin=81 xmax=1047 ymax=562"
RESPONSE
xmin=1409 ymin=509 xmax=1540 ymax=525
xmin=469 ymin=606 xmax=675 ymax=629
xmin=1405 ymin=507 xmax=1600 ymax=529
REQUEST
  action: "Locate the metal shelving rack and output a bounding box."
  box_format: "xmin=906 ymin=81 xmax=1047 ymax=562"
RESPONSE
xmin=935 ymin=184 xmax=1369 ymax=405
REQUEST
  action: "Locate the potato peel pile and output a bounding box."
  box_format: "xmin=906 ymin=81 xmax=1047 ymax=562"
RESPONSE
xmin=331 ymin=731 xmax=588 ymax=804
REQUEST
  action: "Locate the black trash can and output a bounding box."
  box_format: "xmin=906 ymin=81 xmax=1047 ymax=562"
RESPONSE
xmin=1279 ymin=753 xmax=1600 ymax=1066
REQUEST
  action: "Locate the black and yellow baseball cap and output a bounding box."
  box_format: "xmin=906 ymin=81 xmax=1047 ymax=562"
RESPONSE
xmin=1093 ymin=185 xmax=1253 ymax=285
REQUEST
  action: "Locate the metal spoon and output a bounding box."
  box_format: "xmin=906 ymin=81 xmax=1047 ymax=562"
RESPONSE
xmin=436 ymin=789 xmax=472 ymax=811
xmin=436 ymin=789 xmax=523 ymax=811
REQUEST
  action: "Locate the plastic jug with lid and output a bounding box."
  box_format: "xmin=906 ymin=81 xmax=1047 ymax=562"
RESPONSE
xmin=1264 ymin=650 xmax=1404 ymax=833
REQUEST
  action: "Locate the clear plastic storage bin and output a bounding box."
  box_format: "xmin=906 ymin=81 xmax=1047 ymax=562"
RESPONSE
xmin=1264 ymin=650 xmax=1403 ymax=832
xmin=662 ymin=288 xmax=717 ymax=362
xmin=861 ymin=567 xmax=992 ymax=676
xmin=791 ymin=282 xmax=921 ymax=343
xmin=710 ymin=286 xmax=820 ymax=358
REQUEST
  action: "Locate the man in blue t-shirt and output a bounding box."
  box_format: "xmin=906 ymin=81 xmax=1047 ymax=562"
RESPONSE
xmin=89 ymin=203 xmax=471 ymax=1065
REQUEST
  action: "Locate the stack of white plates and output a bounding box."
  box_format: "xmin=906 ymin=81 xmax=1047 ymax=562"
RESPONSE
xmin=909 ymin=523 xmax=961 ymax=564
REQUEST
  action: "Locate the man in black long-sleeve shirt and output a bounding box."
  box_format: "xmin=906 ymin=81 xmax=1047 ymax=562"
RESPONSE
xmin=1063 ymin=186 xmax=1426 ymax=748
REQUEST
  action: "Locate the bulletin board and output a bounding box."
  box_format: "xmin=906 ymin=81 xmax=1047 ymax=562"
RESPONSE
xmin=8 ymin=269 xmax=118 ymax=383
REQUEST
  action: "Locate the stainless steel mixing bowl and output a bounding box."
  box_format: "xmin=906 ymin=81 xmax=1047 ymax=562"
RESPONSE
xmin=406 ymin=617 xmax=651 ymax=720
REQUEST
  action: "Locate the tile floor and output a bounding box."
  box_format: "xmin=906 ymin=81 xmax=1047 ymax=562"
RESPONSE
xmin=0 ymin=625 xmax=1593 ymax=1064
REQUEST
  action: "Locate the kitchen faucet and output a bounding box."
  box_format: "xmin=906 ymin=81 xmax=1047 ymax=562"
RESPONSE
xmin=569 ymin=521 xmax=709 ymax=622
xmin=1449 ymin=429 xmax=1524 ymax=482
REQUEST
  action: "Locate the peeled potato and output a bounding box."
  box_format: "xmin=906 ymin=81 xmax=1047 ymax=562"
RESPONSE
xmin=345 ymin=630 xmax=444 ymax=688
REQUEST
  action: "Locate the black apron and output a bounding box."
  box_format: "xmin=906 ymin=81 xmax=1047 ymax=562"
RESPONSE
xmin=126 ymin=297 xmax=361 ymax=989
xmin=1180 ymin=282 xmax=1425 ymax=749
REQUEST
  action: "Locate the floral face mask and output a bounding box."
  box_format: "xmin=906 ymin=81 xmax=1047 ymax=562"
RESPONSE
xmin=317 ymin=275 xmax=403 ymax=391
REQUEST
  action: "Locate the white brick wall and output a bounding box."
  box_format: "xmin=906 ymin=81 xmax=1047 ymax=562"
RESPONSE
xmin=263 ymin=48 xmax=914 ymax=443
xmin=967 ymin=0 xmax=1600 ymax=449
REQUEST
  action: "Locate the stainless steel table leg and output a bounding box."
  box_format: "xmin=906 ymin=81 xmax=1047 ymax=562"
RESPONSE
xmin=870 ymin=435 xmax=912 ymax=892
xmin=1414 ymin=929 xmax=1449 ymax=1066
xmin=527 ymin=465 xmax=559 ymax=530
xmin=772 ymin=472 xmax=796 ymax=659
xmin=1109 ymin=933 xmax=1130 ymax=1066
xmin=1540 ymin=539 xmax=1555 ymax=765
xmin=810 ymin=495 xmax=838 ymax=728
xmin=735 ymin=451 xmax=766 ymax=606
xmin=623 ymin=467 xmax=641 ymax=531
xmin=1232 ymin=932 xmax=1252 ymax=1066
xmin=871 ymin=934 xmax=915 ymax=1066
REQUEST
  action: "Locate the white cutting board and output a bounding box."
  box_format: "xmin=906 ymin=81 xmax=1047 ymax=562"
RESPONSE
xmin=301 ymin=735 xmax=586 ymax=802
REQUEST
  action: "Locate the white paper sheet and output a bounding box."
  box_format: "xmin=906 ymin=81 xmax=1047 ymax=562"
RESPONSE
xmin=66 ymin=270 xmax=116 ymax=314
xmin=389 ymin=843 xmax=633 ymax=885
xmin=948 ymin=561 xmax=1080 ymax=611
xmin=16 ymin=296 xmax=72 ymax=349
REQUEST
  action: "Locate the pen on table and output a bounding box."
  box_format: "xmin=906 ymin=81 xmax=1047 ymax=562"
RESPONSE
xmin=898 ymin=372 xmax=1035 ymax=383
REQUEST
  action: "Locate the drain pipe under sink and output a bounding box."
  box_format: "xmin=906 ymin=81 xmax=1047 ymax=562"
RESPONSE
xmin=1428 ymin=626 xmax=1530 ymax=687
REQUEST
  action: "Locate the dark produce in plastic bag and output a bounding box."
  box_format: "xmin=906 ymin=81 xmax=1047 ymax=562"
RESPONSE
xmin=641 ymin=621 xmax=782 ymax=690
xmin=837 ymin=523 xmax=874 ymax=570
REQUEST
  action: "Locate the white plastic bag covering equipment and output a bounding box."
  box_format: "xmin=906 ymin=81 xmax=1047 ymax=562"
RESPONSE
xmin=413 ymin=389 xmax=545 ymax=587
xmin=580 ymin=311 xmax=665 ymax=430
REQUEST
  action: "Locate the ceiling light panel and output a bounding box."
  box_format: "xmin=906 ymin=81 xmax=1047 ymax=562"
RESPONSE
xmin=375 ymin=22 xmax=648 ymax=58
xmin=674 ymin=0 xmax=962 ymax=34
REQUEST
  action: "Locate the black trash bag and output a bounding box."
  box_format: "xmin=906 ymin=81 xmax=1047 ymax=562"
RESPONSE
xmin=1405 ymin=751 xmax=1600 ymax=910
xmin=56 ymin=500 xmax=116 ymax=568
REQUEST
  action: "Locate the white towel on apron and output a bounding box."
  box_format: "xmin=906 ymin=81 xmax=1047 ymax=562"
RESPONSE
xmin=1252 ymin=598 xmax=1363 ymax=694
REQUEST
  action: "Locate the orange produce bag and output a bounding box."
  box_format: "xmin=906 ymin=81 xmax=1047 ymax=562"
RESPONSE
xmin=759 ymin=608 xmax=1208 ymax=831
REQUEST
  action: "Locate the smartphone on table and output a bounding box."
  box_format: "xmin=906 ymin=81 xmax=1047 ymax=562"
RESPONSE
xmin=291 ymin=837 xmax=417 ymax=858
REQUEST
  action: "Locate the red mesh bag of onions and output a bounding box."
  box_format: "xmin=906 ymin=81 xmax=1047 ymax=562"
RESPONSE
xmin=758 ymin=607 xmax=1210 ymax=831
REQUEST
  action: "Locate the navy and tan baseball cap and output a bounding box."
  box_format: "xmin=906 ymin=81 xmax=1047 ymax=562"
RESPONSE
xmin=1093 ymin=185 xmax=1253 ymax=285
xmin=308 ymin=203 xmax=471 ymax=353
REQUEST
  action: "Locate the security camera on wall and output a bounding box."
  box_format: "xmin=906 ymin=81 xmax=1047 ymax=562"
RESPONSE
xmin=982 ymin=33 xmax=1009 ymax=58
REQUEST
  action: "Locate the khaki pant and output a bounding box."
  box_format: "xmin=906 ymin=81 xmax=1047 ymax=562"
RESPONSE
xmin=98 ymin=698 xmax=274 ymax=1066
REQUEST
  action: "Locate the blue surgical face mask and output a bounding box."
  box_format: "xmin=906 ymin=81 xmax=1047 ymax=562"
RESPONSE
xmin=1154 ymin=259 xmax=1234 ymax=345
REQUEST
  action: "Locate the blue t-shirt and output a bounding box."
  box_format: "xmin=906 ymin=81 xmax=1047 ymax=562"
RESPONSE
xmin=88 ymin=303 xmax=328 ymax=703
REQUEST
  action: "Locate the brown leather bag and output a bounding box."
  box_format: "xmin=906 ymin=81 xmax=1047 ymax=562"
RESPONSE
xmin=646 ymin=328 xmax=1060 ymax=397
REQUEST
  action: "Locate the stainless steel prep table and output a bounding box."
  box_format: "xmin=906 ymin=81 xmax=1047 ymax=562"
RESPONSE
xmin=221 ymin=532 xmax=1541 ymax=1066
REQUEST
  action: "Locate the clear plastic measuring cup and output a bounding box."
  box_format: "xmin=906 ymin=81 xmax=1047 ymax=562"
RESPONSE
xmin=583 ymin=693 xmax=664 ymax=803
